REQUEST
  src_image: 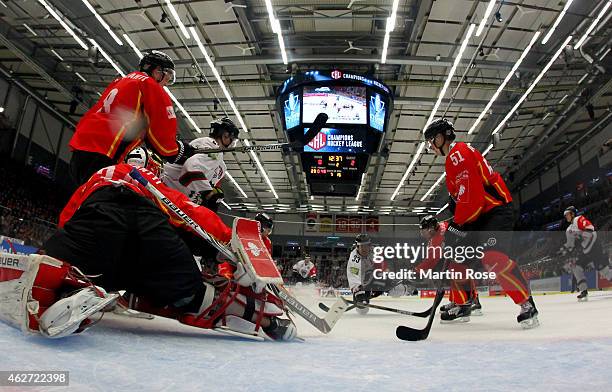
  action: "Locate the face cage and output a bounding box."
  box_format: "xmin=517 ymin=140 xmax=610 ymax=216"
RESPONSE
xmin=162 ymin=68 xmax=176 ymax=85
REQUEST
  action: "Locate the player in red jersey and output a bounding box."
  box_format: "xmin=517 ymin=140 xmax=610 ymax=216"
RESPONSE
xmin=38 ymin=157 xmax=296 ymax=340
xmin=414 ymin=215 xmax=482 ymax=322
xmin=69 ymin=51 xmax=194 ymax=186
xmin=424 ymin=118 xmax=538 ymax=328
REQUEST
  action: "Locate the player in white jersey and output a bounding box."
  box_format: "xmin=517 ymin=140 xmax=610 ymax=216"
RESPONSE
xmin=162 ymin=117 xmax=239 ymax=212
xmin=346 ymin=234 xmax=411 ymax=315
xmin=559 ymin=206 xmax=611 ymax=301
xmin=292 ymin=256 xmax=317 ymax=282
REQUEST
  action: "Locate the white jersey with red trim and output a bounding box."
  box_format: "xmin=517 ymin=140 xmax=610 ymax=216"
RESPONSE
xmin=346 ymin=248 xmax=374 ymax=291
xmin=565 ymin=215 xmax=597 ymax=254
xmin=292 ymin=259 xmax=317 ymax=279
xmin=162 ymin=137 xmax=226 ymax=202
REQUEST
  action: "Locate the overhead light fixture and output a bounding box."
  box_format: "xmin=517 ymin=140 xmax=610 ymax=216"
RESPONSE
xmin=164 ymin=0 xmax=190 ymax=39
xmin=392 ymin=25 xmax=475 ymax=201
xmin=391 ymin=142 xmax=425 ymax=201
xmin=220 ymin=200 xmax=232 ymax=210
xmin=80 ymin=0 xmax=123 ymax=46
xmin=467 ymin=30 xmax=541 ymax=135
xmin=482 ymin=143 xmax=494 ymax=156
xmin=475 ymin=0 xmax=496 ymax=37
xmin=435 ymin=203 xmax=449 ymax=215
xmin=574 ymin=0 xmax=611 ymax=50
xmin=88 ymin=38 xmax=124 ymax=76
xmin=381 ymin=0 xmax=400 ymax=63
xmin=0 ymin=107 xmax=4 ymax=113
xmin=577 ymin=73 xmax=589 ymax=84
xmin=264 ymin=0 xmax=288 ymax=64
xmin=50 ymin=49 xmax=64 ymax=61
xmin=559 ymin=94 xmax=568 ymax=104
xmin=23 ymin=23 xmax=38 ymax=36
xmin=599 ymin=47 xmax=611 ymax=60
xmin=122 ymin=34 xmax=143 ymax=59
xmin=542 ymin=112 xmax=551 ymax=121
xmin=492 ymin=35 xmax=572 ymax=135
xmin=191 ymin=29 xmax=279 ymax=198
xmin=355 ymin=173 xmax=367 ymax=200
xmin=37 ymin=0 xmax=88 ymax=50
xmin=189 ymin=26 xmax=248 ymax=132
xmin=420 ymin=173 xmax=446 ymax=201
xmin=225 ymin=172 xmax=248 ymax=198
xmin=0 ymin=1 xmax=7 ymax=8
xmin=75 ymin=72 xmax=87 ymax=82
xmin=163 ymin=87 xmax=202 ymax=133
xmin=541 ymin=0 xmax=573 ymax=44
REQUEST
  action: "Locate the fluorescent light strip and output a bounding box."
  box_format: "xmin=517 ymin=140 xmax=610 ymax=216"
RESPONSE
xmin=541 ymin=0 xmax=574 ymax=44
xmin=467 ymin=30 xmax=541 ymax=135
xmin=574 ymin=1 xmax=611 ymax=50
xmin=50 ymin=49 xmax=64 ymax=61
xmin=475 ymin=0 xmax=496 ymax=37
xmin=75 ymin=72 xmax=87 ymax=82
xmin=420 ymin=173 xmax=446 ymax=201
xmin=391 ymin=141 xmax=425 ymax=201
xmin=23 ymin=23 xmax=38 ymax=36
xmin=225 ymin=171 xmax=248 ymax=198
xmin=436 ymin=203 xmax=449 ymax=215
xmin=164 ymin=0 xmax=190 ymax=39
xmin=0 ymin=1 xmax=7 ymax=8
xmin=243 ymin=139 xmax=279 ymax=199
xmin=81 ymin=0 xmax=123 ymax=46
xmin=355 ymin=173 xmax=367 ymax=201
xmin=577 ymin=73 xmax=589 ymax=84
xmin=542 ymin=112 xmax=551 ymax=121
xmin=559 ymin=94 xmax=568 ymax=104
xmin=492 ymin=35 xmax=572 ymax=135
xmin=122 ymin=34 xmax=143 ymax=59
xmin=163 ymin=87 xmax=202 ymax=133
xmin=600 ymin=47 xmax=611 ymax=60
xmin=220 ymin=200 xmax=232 ymax=210
xmin=189 ymin=27 xmax=248 ymax=133
xmin=482 ymin=143 xmax=494 ymax=156
xmin=381 ymin=0 xmax=400 ymax=63
xmin=424 ymin=24 xmax=475 ymax=130
xmin=392 ymin=25 xmax=474 ymax=201
xmin=264 ymin=0 xmax=288 ymax=64
xmin=88 ymin=38 xmax=124 ymax=76
xmin=37 ymin=0 xmax=88 ymax=50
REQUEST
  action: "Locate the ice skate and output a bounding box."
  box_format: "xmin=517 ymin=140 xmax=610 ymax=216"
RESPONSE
xmin=440 ymin=302 xmax=472 ymax=323
xmin=471 ymin=297 xmax=483 ymax=316
xmin=517 ymin=296 xmax=539 ymax=329
xmin=440 ymin=301 xmax=456 ymax=312
xmin=577 ymin=290 xmax=588 ymax=302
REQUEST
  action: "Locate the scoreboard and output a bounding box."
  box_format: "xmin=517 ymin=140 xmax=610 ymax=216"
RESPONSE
xmin=276 ymin=70 xmax=393 ymax=197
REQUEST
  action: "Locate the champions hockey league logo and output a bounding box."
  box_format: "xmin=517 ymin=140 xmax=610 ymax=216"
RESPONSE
xmin=331 ymin=70 xmax=342 ymax=79
xmin=307 ymin=132 xmax=327 ymax=150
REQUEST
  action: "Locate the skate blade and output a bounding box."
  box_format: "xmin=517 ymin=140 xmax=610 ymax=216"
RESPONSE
xmin=520 ymin=316 xmax=540 ymax=329
xmin=440 ymin=316 xmax=470 ymax=324
xmin=471 ymin=309 xmax=483 ymax=316
xmin=577 ymin=297 xmax=588 ymax=302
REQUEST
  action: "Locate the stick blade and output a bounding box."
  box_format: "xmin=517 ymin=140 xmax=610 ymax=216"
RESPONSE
xmin=395 ymin=288 xmax=446 ymax=341
xmin=302 ymin=113 xmax=329 ymax=144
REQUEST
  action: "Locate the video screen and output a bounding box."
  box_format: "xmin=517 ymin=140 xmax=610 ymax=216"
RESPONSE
xmin=283 ymin=91 xmax=301 ymax=129
xmin=304 ymin=127 xmax=366 ymax=154
xmin=303 ymin=86 xmax=367 ymax=124
xmin=369 ymin=93 xmax=386 ymax=132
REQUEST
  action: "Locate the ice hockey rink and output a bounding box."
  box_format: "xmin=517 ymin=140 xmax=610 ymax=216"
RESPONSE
xmin=2 ymin=289 xmax=612 ymax=392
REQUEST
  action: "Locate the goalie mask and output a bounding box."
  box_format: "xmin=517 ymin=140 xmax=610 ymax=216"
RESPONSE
xmin=125 ymin=146 xmax=162 ymax=177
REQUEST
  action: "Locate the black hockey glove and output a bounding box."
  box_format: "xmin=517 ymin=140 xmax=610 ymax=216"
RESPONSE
xmin=446 ymin=220 xmax=469 ymax=246
xmin=171 ymin=140 xmax=197 ymax=165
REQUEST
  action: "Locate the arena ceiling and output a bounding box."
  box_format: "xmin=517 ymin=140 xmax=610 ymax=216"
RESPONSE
xmin=0 ymin=0 xmax=610 ymax=216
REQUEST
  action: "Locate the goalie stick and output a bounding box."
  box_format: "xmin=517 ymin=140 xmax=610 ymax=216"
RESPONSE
xmin=318 ymin=299 xmax=435 ymax=318
xmin=128 ymin=168 xmax=347 ymax=334
xmin=193 ymin=113 xmax=328 ymax=155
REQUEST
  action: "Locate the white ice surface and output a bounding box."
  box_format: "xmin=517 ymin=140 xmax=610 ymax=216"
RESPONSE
xmin=2 ymin=290 xmax=612 ymax=392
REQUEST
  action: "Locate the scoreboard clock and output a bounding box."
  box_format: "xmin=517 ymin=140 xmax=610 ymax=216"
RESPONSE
xmin=276 ymin=70 xmax=394 ymax=197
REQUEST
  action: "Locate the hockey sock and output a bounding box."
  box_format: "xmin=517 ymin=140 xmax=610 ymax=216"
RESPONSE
xmin=450 ymin=280 xmax=472 ymax=305
xmin=572 ymin=265 xmax=588 ymax=292
xmin=482 ymin=251 xmax=530 ymax=305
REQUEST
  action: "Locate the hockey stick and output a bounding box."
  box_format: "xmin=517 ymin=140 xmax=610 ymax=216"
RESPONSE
xmin=193 ymin=113 xmax=328 ymax=155
xmin=395 ymin=259 xmax=450 ymax=341
xmin=128 ymin=168 xmax=348 ymax=334
xmin=319 ymin=299 xmax=435 ymax=318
